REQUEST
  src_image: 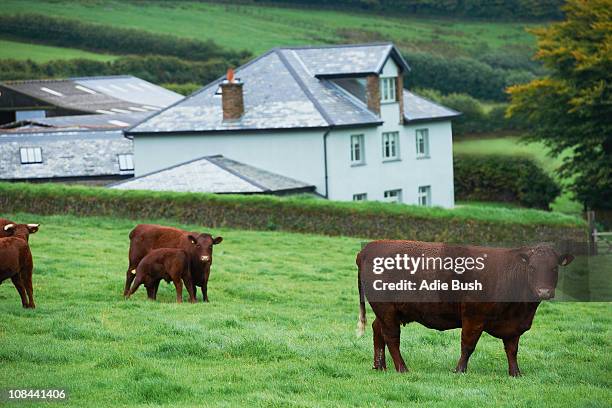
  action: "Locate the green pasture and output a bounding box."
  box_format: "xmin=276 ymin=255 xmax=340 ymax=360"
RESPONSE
xmin=0 ymin=212 xmax=609 ymax=407
xmin=0 ymin=39 xmax=116 ymax=62
xmin=1 ymin=0 xmax=538 ymax=56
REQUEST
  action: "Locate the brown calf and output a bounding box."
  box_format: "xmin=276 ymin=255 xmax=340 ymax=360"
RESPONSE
xmin=126 ymin=248 xmax=196 ymax=303
xmin=124 ymin=224 xmax=222 ymax=301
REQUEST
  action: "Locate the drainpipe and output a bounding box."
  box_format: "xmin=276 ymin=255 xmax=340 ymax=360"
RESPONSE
xmin=323 ymin=128 xmax=331 ymax=198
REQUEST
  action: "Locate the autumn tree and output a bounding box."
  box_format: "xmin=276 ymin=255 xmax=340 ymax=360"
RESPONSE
xmin=507 ymin=0 xmax=611 ymax=210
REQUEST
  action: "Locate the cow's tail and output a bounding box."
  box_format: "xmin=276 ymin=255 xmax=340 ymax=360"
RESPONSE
xmin=357 ymin=251 xmax=367 ymax=337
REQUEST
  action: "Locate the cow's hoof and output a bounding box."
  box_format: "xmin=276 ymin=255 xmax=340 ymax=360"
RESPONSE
xmin=509 ymin=370 xmax=522 ymax=377
xmin=372 ymin=366 xmax=387 ymax=371
xmin=453 ymin=367 xmax=467 ymax=374
xmin=396 ymin=366 xmax=408 ymax=373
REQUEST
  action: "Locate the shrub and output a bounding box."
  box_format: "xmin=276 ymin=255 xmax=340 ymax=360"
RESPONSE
xmin=404 ymin=52 xmax=508 ymax=101
xmin=415 ymin=89 xmax=526 ymax=135
xmin=161 ymin=83 xmax=203 ymax=96
xmin=454 ymin=154 xmax=561 ymax=209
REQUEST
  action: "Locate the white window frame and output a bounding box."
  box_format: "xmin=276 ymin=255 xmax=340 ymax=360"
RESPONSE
xmin=418 ymin=185 xmax=431 ymax=207
xmin=415 ymin=128 xmax=430 ymax=158
xmin=384 ymin=189 xmax=402 ymax=203
xmin=350 ymin=134 xmax=365 ymax=165
xmin=353 ymin=193 xmax=367 ymax=201
xmin=118 ymin=154 xmax=134 ymax=171
xmin=380 ymin=77 xmax=396 ymax=103
xmin=19 ymin=147 xmax=42 ymax=164
xmin=382 ymin=131 xmax=400 ymax=161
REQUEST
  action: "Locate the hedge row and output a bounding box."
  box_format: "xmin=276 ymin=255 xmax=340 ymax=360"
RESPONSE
xmin=0 ymin=183 xmax=584 ymax=245
xmin=0 ymin=13 xmax=250 ymax=63
xmin=403 ymin=52 xmax=536 ymax=102
xmin=227 ymin=0 xmax=564 ymax=19
xmin=454 ymin=154 xmax=561 ymax=209
xmin=0 ymin=56 xmax=227 ymax=85
xmin=416 ymin=89 xmax=527 ymax=135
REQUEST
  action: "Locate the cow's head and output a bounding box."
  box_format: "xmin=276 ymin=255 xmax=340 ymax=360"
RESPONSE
xmin=186 ymin=233 xmax=223 ymax=264
xmin=1 ymin=220 xmax=40 ymax=242
xmin=519 ymin=244 xmax=574 ymax=300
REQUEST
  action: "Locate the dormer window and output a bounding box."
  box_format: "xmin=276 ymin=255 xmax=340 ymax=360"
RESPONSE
xmin=380 ymin=77 xmax=396 ymax=103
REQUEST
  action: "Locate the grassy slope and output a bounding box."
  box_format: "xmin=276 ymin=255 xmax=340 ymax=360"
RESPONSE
xmin=1 ymin=0 xmax=538 ymax=56
xmin=0 ymin=39 xmax=116 ymax=62
xmin=454 ymin=136 xmax=582 ymax=214
xmin=0 ymin=212 xmax=609 ymax=407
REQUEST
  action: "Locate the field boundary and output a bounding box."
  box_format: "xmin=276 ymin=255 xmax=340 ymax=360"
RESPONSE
xmin=0 ymin=182 xmax=585 ymax=244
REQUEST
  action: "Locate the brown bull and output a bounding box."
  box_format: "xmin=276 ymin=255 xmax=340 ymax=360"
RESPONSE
xmin=357 ymin=240 xmax=574 ymax=376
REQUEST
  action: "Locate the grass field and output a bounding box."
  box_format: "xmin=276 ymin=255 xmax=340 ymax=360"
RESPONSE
xmin=1 ymin=0 xmax=538 ymax=56
xmin=0 ymin=212 xmax=609 ymax=407
xmin=0 ymin=39 xmax=116 ymax=63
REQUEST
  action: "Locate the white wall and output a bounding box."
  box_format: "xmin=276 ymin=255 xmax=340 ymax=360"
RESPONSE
xmin=326 ymin=120 xmax=455 ymax=207
xmin=324 ymin=57 xmax=455 ymax=208
xmin=133 ymin=130 xmax=327 ymax=193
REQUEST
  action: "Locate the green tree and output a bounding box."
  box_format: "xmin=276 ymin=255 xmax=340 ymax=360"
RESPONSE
xmin=507 ymin=0 xmax=612 ymax=210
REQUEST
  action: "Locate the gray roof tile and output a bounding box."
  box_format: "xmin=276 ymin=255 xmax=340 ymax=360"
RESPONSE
xmin=0 ymin=129 xmax=133 ymax=179
xmin=110 ymin=155 xmax=314 ymax=194
xmin=129 ymin=43 xmax=456 ymax=134
xmin=403 ymin=91 xmax=460 ymax=122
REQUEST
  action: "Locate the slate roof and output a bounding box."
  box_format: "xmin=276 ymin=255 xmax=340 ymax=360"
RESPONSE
xmin=129 ymin=42 xmax=442 ymax=135
xmin=110 ymin=155 xmax=315 ymax=194
xmin=1 ymin=75 xmax=182 ymax=114
xmin=403 ymin=91 xmax=460 ymax=123
xmin=0 ymin=128 xmax=133 ymax=180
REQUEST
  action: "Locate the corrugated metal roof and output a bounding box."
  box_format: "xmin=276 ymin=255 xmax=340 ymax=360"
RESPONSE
xmin=128 ymin=43 xmax=457 ymax=135
xmin=1 ymin=111 xmax=153 ymax=131
xmin=110 ymin=155 xmax=314 ymax=194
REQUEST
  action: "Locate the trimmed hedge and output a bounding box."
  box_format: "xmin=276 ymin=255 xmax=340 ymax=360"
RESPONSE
xmin=454 ymin=154 xmax=561 ymax=209
xmin=0 ymin=183 xmax=584 ymax=245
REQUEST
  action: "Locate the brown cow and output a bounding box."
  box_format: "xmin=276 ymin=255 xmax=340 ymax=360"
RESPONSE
xmin=126 ymin=248 xmax=197 ymax=303
xmin=0 ymin=219 xmax=39 ymax=242
xmin=0 ymin=218 xmax=39 ymax=308
xmin=124 ymin=224 xmax=222 ymax=301
xmin=357 ymin=241 xmax=574 ymax=376
xmin=0 ymin=237 xmax=35 ymax=308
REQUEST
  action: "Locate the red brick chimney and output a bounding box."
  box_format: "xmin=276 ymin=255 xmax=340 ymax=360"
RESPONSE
xmin=366 ymin=74 xmax=380 ymax=115
xmin=221 ymin=68 xmax=244 ymax=120
xmin=397 ymin=74 xmax=404 ymax=124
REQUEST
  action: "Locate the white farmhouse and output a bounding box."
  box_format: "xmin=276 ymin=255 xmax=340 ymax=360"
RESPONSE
xmin=127 ymin=43 xmax=459 ymax=207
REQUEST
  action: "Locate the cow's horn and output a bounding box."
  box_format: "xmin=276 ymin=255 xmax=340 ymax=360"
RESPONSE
xmin=27 ymin=224 xmax=39 ymax=228
xmin=3 ymin=224 xmax=15 ymax=231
